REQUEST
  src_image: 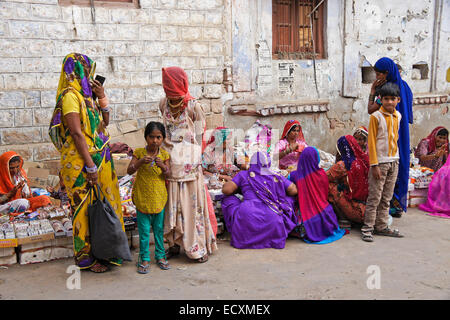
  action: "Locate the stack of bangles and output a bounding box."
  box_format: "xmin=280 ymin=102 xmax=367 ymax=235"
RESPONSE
xmin=98 ymin=96 xmax=110 ymax=113
xmin=85 ymin=164 xmax=97 ymax=184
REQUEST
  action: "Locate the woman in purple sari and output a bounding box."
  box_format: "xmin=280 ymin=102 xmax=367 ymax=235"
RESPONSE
xmin=289 ymin=147 xmax=345 ymax=244
xmin=221 ymin=152 xmax=298 ymax=249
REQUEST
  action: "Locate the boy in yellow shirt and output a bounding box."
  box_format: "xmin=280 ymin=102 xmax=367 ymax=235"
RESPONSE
xmin=127 ymin=122 xmax=171 ymax=273
xmin=362 ymin=83 xmax=405 ymax=242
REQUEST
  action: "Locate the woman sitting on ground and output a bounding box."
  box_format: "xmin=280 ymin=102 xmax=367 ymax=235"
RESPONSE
xmin=327 ymin=136 xmax=370 ymax=229
xmin=275 ymin=120 xmax=308 ymax=172
xmin=202 ymin=126 xmax=240 ymax=189
xmin=289 ymin=147 xmax=345 ymax=244
xmin=0 ymin=151 xmax=51 ymax=214
xmin=414 ymin=126 xmax=449 ymax=172
xmin=221 ymin=151 xmax=298 ymax=249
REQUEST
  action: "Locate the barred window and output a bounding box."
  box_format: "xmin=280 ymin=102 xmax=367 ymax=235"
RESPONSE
xmin=272 ymin=0 xmax=325 ymax=60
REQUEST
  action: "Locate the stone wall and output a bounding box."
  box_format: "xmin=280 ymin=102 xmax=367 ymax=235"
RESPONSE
xmin=225 ymin=0 xmax=450 ymax=154
xmin=0 ymin=0 xmax=227 ymax=161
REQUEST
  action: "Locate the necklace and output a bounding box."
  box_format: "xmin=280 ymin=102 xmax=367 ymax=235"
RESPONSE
xmin=168 ymin=98 xmax=184 ymax=108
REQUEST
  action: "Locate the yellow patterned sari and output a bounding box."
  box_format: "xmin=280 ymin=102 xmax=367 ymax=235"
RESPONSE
xmin=49 ymin=53 xmax=124 ymax=268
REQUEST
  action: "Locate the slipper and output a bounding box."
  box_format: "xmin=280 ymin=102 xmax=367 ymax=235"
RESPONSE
xmin=156 ymin=258 xmax=171 ymax=270
xmin=89 ymin=262 xmax=109 ymax=273
xmin=196 ymin=254 xmax=208 ymax=263
xmin=137 ymin=263 xmax=150 ymax=274
xmin=374 ymin=227 xmax=404 ymax=238
xmin=361 ymin=231 xmax=374 ymax=242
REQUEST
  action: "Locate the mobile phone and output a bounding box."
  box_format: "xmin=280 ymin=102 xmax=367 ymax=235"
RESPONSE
xmin=92 ymin=75 xmax=106 ymax=100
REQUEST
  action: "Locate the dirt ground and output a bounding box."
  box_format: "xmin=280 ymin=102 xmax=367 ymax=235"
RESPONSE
xmin=0 ymin=207 xmax=449 ymax=300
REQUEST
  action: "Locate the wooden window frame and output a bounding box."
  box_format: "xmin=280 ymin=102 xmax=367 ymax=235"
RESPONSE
xmin=272 ymin=0 xmax=325 ymax=60
xmin=59 ymin=0 xmax=140 ymax=9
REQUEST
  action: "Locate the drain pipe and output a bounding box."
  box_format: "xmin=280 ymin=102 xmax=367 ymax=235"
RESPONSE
xmin=430 ymin=0 xmax=443 ymax=93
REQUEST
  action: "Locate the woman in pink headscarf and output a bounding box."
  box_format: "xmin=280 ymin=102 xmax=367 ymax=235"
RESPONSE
xmin=158 ymin=67 xmax=217 ymax=263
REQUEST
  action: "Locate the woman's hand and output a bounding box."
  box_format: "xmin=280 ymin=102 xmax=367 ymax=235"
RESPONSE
xmin=90 ymin=79 xmax=105 ymax=99
xmin=370 ymin=78 xmax=386 ymax=94
xmin=289 ymin=142 xmax=299 ymax=152
xmin=86 ymin=170 xmax=98 ymax=186
xmin=221 ymin=175 xmax=233 ymax=182
xmin=46 ymin=186 xmax=54 ymax=193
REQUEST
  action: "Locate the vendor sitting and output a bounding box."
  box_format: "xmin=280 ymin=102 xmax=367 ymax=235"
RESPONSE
xmin=0 ymin=151 xmax=51 ymax=214
xmin=414 ymin=126 xmax=449 ymax=172
xmin=202 ymin=127 xmax=240 ymax=189
xmin=274 ymin=120 xmax=308 ymax=172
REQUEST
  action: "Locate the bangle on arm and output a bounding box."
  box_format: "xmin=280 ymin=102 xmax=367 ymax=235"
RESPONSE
xmin=85 ymin=164 xmax=98 ymax=173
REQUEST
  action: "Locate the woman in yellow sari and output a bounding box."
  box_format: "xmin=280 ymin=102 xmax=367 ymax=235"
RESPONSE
xmin=49 ymin=53 xmax=125 ymax=273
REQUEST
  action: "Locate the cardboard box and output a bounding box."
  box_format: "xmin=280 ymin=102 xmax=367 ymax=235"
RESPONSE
xmin=118 ymin=120 xmax=139 ymax=134
xmin=27 ymin=167 xmax=51 ymax=188
xmin=17 ymin=232 xmax=55 ymax=245
xmin=122 ymin=129 xmax=145 ymax=149
xmin=0 ymin=253 xmax=17 ymax=266
xmin=113 ymin=158 xmax=131 ymax=177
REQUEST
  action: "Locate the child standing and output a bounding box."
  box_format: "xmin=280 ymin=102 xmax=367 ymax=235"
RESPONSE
xmin=362 ymin=82 xmax=405 ymax=242
xmin=127 ymin=122 xmax=171 ymax=274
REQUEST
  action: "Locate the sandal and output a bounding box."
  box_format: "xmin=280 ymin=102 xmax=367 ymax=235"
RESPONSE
xmin=361 ymin=231 xmax=374 ymax=242
xmin=165 ymin=245 xmax=180 ymax=259
xmin=374 ymin=227 xmax=404 ymax=238
xmin=156 ymin=258 xmax=171 ymax=270
xmin=197 ymin=254 xmax=208 ymax=263
xmin=89 ymin=262 xmax=109 ymax=273
xmin=137 ymin=257 xmax=150 ymax=274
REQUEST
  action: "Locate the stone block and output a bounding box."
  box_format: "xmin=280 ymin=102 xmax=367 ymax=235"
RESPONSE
xmin=190 ymin=12 xmax=205 ymax=25
xmin=114 ymin=104 xmax=136 ymax=121
xmin=110 ymin=9 xmax=133 ymax=23
xmin=0 ymin=58 xmax=21 ymax=73
xmin=207 ymin=69 xmax=224 ymax=84
xmin=0 ymin=110 xmax=15 ymax=128
xmin=81 ymin=7 xmax=110 ymax=24
xmin=178 ymin=57 xmax=198 ymax=69
xmin=191 ymin=70 xmax=205 ymax=84
xmin=206 ymin=114 xmax=224 ymax=130
xmin=15 ymin=109 xmax=33 ymax=127
xmin=131 ymin=72 xmax=152 ymax=87
xmin=140 ymin=25 xmax=161 ymax=41
xmin=200 ymin=57 xmax=219 ymax=68
xmin=10 ymin=21 xmax=42 ymax=38
xmin=96 ymin=24 xmax=117 ymax=41
xmin=1 ymin=127 xmax=42 ymax=145
xmin=106 ymin=88 xmax=124 ymax=104
xmin=35 ymin=73 xmax=59 ymax=91
xmin=0 ymin=91 xmax=24 ymax=108
xmin=190 ymin=43 xmax=209 ymax=56
xmin=117 ymin=56 xmax=137 ymax=72
xmin=135 ymin=102 xmax=160 ymax=118
xmin=159 ymin=0 xmax=177 ymax=9
xmin=190 ymin=85 xmax=204 ymax=99
xmin=31 ymin=4 xmax=61 ymax=20
xmin=146 ymin=86 xmax=165 ymax=102
xmin=33 ymin=143 xmax=60 ymax=161
xmin=167 ymin=10 xmax=190 ymax=25
xmin=203 ymin=84 xmax=222 ymax=98
xmin=53 ymin=40 xmax=84 ymax=56
xmin=151 ymin=9 xmax=170 ymax=24
xmin=197 ymin=99 xmax=211 ymax=113
xmin=27 ymin=40 xmax=55 ymax=57
xmin=0 ymin=40 xmax=27 ymax=57
xmin=203 ymin=28 xmax=223 ymax=41
xmin=124 ymin=88 xmax=146 ymax=103
xmin=161 ymin=26 xmax=178 ymax=41
xmin=33 ymin=108 xmax=53 ymax=126
xmin=144 ymin=41 xmax=168 ymax=56
xmin=132 ymin=9 xmax=152 ymax=24
xmin=22 ymin=57 xmax=60 ymax=73
xmin=210 ymin=42 xmax=224 ymax=56
xmin=151 ymin=71 xmax=162 ymax=85
xmin=206 ymin=12 xmax=223 ymax=25
xmin=44 ymin=22 xmax=71 ymax=40
xmin=108 ymin=72 xmax=131 ymax=87
xmin=25 ymin=91 xmax=41 ymax=108
xmin=117 ymin=25 xmax=140 ymax=41
xmin=181 ymin=27 xmax=202 ymax=41
xmin=210 ymin=99 xmax=223 ymax=113
xmin=0 ymin=144 xmax=33 ymax=161
xmin=140 ymin=0 xmax=158 ymax=9
xmin=0 ymin=21 xmax=9 ymax=37
xmin=40 ymin=90 xmax=57 ymax=108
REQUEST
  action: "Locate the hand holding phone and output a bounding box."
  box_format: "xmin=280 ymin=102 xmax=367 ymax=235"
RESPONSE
xmin=91 ymin=75 xmax=106 ymax=100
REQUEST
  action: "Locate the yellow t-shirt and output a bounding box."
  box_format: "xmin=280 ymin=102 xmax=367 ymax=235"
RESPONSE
xmin=131 ymin=147 xmax=169 ymax=214
xmin=61 ymin=92 xmax=81 ymax=127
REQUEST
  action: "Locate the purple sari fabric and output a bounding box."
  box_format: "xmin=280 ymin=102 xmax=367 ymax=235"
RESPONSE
xmin=221 ymin=152 xmax=298 ymax=249
xmin=419 ymin=156 xmax=450 ymax=218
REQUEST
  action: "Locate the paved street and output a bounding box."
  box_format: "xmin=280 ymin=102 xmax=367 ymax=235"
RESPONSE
xmin=1 ymin=207 xmax=449 ymax=300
